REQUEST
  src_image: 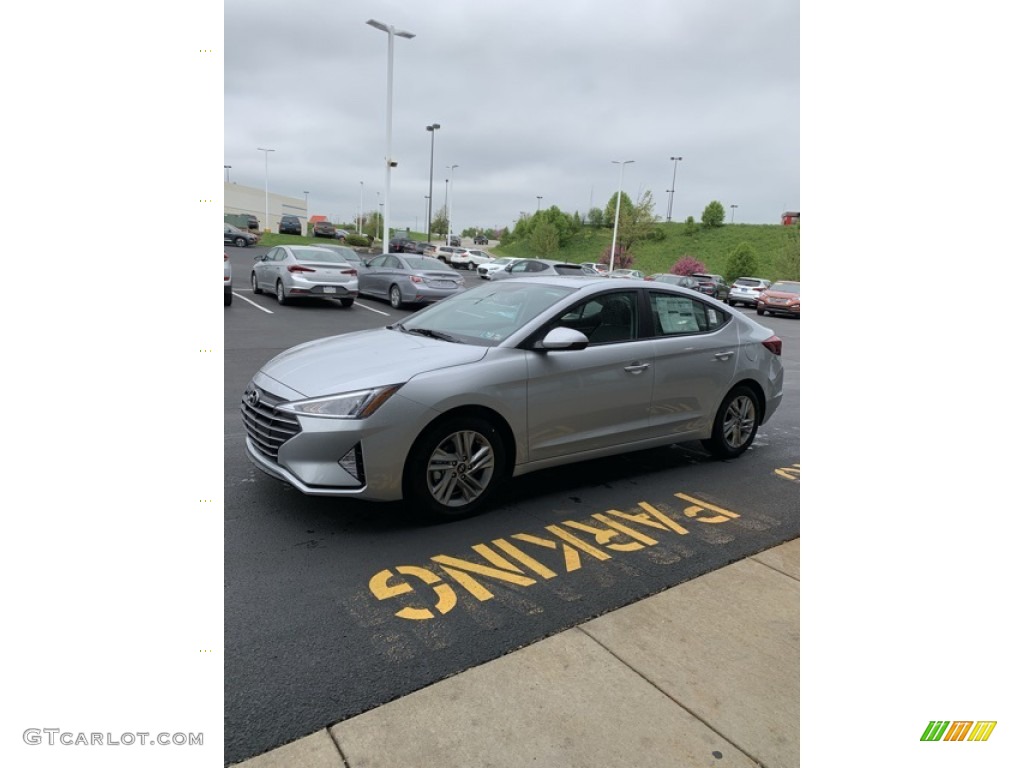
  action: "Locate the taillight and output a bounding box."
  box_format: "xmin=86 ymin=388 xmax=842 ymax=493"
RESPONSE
xmin=224 ymin=253 xmax=229 ymax=261
xmin=409 ymin=275 xmax=424 ymax=283
xmin=340 ymin=268 xmax=357 ymax=276
xmin=762 ymin=336 xmax=782 ymax=355
xmin=288 ymin=265 xmax=316 ymax=274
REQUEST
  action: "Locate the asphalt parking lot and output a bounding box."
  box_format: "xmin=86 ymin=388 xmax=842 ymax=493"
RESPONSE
xmin=223 ymin=245 xmax=800 ymax=765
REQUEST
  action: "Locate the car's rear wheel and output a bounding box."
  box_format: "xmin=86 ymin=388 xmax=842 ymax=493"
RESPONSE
xmin=466 ymin=262 xmax=476 ymax=270
xmin=756 ymin=306 xmax=764 ymax=315
xmin=702 ymin=385 xmax=760 ymax=459
xmin=339 ymin=297 xmax=354 ymax=308
xmin=275 ymin=280 xmax=289 ymax=305
xmin=224 ymin=291 xmax=232 ymax=306
xmin=405 ymin=416 xmax=506 ymax=520
xmin=389 ymin=285 xmax=403 ymax=309
xmin=235 ymin=237 xmax=248 ymax=247
xmin=251 ymin=272 xmax=262 ymax=294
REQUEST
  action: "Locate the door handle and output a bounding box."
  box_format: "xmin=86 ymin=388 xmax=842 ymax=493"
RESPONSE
xmin=624 ymin=362 xmax=650 ymax=375
xmin=713 ymin=352 xmax=735 ymax=361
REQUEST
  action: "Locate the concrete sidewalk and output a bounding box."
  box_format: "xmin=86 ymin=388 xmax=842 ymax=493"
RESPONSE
xmin=232 ymin=539 xmax=799 ymax=768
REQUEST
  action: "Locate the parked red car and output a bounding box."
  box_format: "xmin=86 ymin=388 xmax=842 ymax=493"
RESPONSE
xmin=756 ymin=281 xmax=800 ymax=317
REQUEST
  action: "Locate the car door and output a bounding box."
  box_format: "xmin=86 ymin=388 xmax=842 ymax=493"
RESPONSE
xmin=646 ymin=291 xmax=739 ymax=438
xmin=360 ymin=254 xmax=398 ymax=298
xmin=524 ymin=290 xmax=655 ymax=461
xmin=253 ymin=247 xmax=272 ymax=290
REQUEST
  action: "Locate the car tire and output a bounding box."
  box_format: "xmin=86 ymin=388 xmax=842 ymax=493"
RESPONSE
xmin=275 ymin=280 xmax=290 ymax=305
xmin=389 ymin=285 xmax=403 ymax=309
xmin=251 ymin=272 xmax=262 ymax=294
xmin=235 ymin=237 xmax=248 ymax=247
xmin=404 ymin=415 xmax=507 ymax=520
xmin=224 ymin=291 xmax=232 ymax=306
xmin=756 ymin=306 xmax=764 ymax=315
xmin=702 ymin=385 xmax=761 ymax=460
xmin=339 ymin=298 xmax=354 ymax=308
xmin=466 ymin=262 xmax=476 ymax=270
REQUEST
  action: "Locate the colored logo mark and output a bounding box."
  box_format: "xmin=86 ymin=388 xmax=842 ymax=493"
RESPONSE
xmin=921 ymin=721 xmax=997 ymax=742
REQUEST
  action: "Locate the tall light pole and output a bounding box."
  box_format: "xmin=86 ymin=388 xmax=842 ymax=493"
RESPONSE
xmin=224 ymin=165 xmax=231 ymax=182
xmin=730 ymin=204 xmax=738 ymax=223
xmin=359 ymin=181 xmax=364 ymax=235
xmin=367 ymin=19 xmax=415 ymax=252
xmin=446 ymin=164 xmax=459 ymax=244
xmin=536 ymin=196 xmax=543 ymax=213
xmin=426 ymin=123 xmax=440 ymax=243
xmin=377 ymin=198 xmax=383 ymax=241
xmin=609 ymin=160 xmax=634 ymax=272
xmin=257 ymin=147 xmax=275 ymax=232
xmin=667 ymin=156 xmax=682 ymax=222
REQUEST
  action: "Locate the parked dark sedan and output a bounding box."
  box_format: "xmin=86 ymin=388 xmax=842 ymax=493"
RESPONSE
xmin=388 ymin=238 xmax=417 ymax=253
xmin=692 ymin=274 xmax=729 ymax=301
xmin=224 ymin=223 xmax=258 ymax=248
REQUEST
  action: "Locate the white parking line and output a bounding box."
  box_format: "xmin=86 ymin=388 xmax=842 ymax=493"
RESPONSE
xmin=233 ymin=293 xmax=274 ymax=314
xmin=354 ymin=301 xmax=390 ymax=316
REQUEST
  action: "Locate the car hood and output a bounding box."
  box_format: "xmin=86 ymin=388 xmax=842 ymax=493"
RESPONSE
xmin=258 ymin=327 xmax=488 ymax=397
xmin=762 ymin=290 xmax=799 ymax=299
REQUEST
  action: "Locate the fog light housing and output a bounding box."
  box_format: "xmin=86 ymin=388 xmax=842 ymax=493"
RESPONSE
xmin=339 ymin=444 xmax=365 ymax=485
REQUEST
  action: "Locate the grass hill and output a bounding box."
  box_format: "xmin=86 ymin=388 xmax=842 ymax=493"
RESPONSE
xmin=493 ymin=222 xmax=800 ymax=281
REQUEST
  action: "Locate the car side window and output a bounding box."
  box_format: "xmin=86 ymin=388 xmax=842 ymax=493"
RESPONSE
xmin=555 ymin=291 xmax=638 ymax=344
xmin=384 ymin=255 xmax=402 ymax=269
xmin=649 ymin=293 xmax=728 ymax=335
xmin=367 ymin=255 xmax=386 ymax=268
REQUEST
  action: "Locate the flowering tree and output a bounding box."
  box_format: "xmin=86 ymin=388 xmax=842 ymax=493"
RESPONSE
xmin=670 ymin=255 xmax=706 ymax=275
xmin=599 ymin=244 xmax=634 ymax=269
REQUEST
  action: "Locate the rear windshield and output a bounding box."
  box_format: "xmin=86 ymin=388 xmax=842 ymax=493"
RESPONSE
xmin=293 ymin=248 xmax=349 ymax=264
xmin=405 ymin=257 xmax=447 ymax=270
xmin=735 ymin=279 xmax=762 ymax=286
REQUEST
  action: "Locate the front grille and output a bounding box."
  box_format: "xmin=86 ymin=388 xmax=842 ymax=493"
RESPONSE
xmin=241 ymin=384 xmax=301 ymax=461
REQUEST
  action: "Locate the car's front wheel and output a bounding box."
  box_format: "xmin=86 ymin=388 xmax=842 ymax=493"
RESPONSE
xmin=235 ymin=237 xmax=248 ymax=247
xmin=405 ymin=415 xmax=507 ymax=520
xmin=275 ymin=280 xmax=289 ymax=305
xmin=389 ymin=285 xmax=403 ymax=309
xmin=702 ymin=385 xmax=761 ymax=459
xmin=251 ymin=272 xmax=262 ymax=294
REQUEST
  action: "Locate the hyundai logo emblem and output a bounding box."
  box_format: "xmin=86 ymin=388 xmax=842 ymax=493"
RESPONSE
xmin=245 ymin=388 xmax=261 ymax=408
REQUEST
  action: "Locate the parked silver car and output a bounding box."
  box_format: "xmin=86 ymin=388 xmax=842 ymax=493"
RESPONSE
xmin=250 ymin=245 xmax=360 ymax=307
xmin=224 ymin=253 xmax=233 ymax=306
xmin=359 ymin=253 xmax=465 ymax=308
xmin=242 ymin=277 xmax=784 ymax=520
xmin=450 ymin=249 xmax=494 ymax=270
xmin=727 ymin=277 xmax=772 ymax=307
xmin=488 ymin=258 xmax=587 ymax=281
xmin=309 ymin=244 xmax=369 ymax=275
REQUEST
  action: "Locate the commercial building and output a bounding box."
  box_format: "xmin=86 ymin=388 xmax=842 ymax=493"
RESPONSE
xmin=225 ymin=182 xmax=307 ymax=233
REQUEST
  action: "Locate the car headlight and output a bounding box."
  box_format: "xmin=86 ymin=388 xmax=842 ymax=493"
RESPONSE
xmin=279 ymin=384 xmax=402 ymax=419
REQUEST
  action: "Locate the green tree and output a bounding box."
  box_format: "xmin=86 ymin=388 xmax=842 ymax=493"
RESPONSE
xmin=725 ymin=242 xmax=759 ymax=282
xmin=430 ymin=206 xmax=449 ymax=240
xmin=604 ymin=192 xmax=635 ymax=230
xmin=683 ymin=215 xmax=698 ymax=235
xmin=617 ymin=189 xmax=658 ymax=252
xmin=587 ymin=207 xmax=604 ymax=227
xmin=530 ymin=221 xmax=561 ymax=256
xmin=701 ymin=200 xmax=725 ymax=228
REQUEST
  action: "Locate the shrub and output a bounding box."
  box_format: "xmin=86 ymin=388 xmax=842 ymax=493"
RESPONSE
xmin=599 ymin=244 xmax=634 ymax=269
xmin=701 ymin=201 xmax=725 ymax=228
xmin=670 ymin=255 xmax=706 ymax=275
xmin=725 ymin=242 xmax=759 ymax=282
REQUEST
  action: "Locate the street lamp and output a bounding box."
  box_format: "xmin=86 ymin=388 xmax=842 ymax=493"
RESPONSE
xmin=224 ymin=165 xmax=231 ymax=183
xmin=536 ymin=196 xmax=543 ymax=213
xmin=446 ymin=164 xmax=459 ymax=244
xmin=377 ymin=199 xmax=383 ymax=241
xmin=730 ymin=204 xmax=738 ymax=224
xmin=667 ymin=156 xmax=682 ymax=222
xmin=609 ymin=160 xmax=635 ymax=272
xmin=257 ymin=147 xmax=275 ymax=232
xmin=426 ymin=123 xmax=440 ymax=243
xmin=367 ymin=18 xmax=415 ymax=252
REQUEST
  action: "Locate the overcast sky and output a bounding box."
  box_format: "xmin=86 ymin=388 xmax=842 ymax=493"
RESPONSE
xmin=225 ymin=0 xmax=799 ymax=234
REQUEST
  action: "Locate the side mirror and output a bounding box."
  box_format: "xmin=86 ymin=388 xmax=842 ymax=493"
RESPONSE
xmin=538 ymin=327 xmax=589 ymax=351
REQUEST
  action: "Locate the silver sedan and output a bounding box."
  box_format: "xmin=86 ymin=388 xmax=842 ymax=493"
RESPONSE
xmin=242 ymin=277 xmax=785 ymax=520
xmin=251 ymin=245 xmax=360 ymax=307
xmin=358 ymin=253 xmax=465 ymax=308
xmin=488 ymin=258 xmax=587 ymax=280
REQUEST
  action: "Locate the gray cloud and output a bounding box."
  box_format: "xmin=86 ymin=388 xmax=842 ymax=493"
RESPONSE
xmin=226 ymin=0 xmax=798 ymax=232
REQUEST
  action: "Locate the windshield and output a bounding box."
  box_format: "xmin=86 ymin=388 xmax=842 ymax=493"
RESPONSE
xmin=404 ymin=256 xmax=447 ymax=270
xmin=771 ymin=281 xmax=800 ymax=293
xmin=292 ymin=248 xmax=350 ymax=264
xmin=400 ymin=282 xmax=575 ymax=346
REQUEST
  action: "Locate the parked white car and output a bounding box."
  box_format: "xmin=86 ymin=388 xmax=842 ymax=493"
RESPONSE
xmin=450 ymin=249 xmax=494 ymax=270
xmin=477 ymin=257 xmax=521 ymax=280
